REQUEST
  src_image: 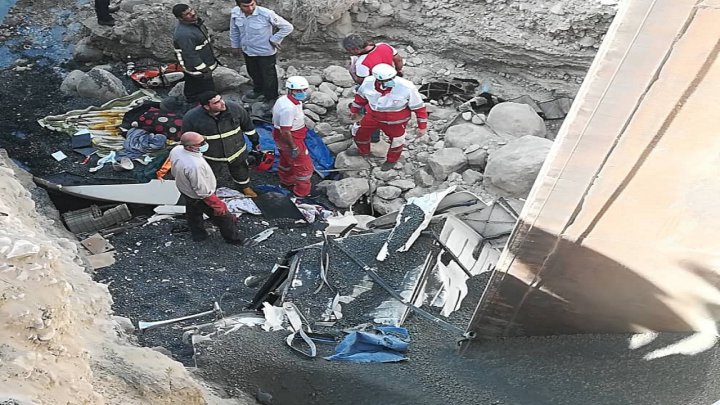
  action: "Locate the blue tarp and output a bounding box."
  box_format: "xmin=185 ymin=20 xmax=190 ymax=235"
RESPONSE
xmin=325 ymin=326 xmax=410 ymax=363
xmin=250 ymin=121 xmax=335 ymax=178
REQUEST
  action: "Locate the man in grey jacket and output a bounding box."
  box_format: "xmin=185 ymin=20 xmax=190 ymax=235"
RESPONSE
xmin=173 ymin=4 xmax=219 ymax=103
xmin=230 ymin=0 xmax=293 ymax=104
xmin=170 ymin=131 xmax=244 ymax=244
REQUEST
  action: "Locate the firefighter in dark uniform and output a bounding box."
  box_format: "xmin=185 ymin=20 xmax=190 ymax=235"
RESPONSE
xmin=181 ymin=91 xmax=260 ymax=197
xmin=172 ymin=4 xmax=218 ymax=103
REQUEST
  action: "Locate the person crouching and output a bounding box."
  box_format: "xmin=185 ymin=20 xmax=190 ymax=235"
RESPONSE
xmin=271 ymin=76 xmax=314 ymax=198
xmin=170 ymin=131 xmax=244 ymax=244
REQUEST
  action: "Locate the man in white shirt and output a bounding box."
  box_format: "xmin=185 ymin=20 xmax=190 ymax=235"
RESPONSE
xmin=170 ymin=131 xmax=244 ymax=244
xmin=271 ymin=76 xmax=314 ymax=198
xmin=230 ymin=0 xmax=293 ymax=104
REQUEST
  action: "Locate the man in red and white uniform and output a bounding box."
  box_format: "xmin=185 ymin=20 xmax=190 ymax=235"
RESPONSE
xmin=349 ymin=64 xmax=428 ymax=171
xmin=271 ymin=76 xmax=314 ymax=197
xmin=343 ymin=33 xmax=404 ymax=85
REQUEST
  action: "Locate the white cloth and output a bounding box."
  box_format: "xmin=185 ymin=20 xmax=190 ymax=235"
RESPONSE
xmin=169 ymin=145 xmax=216 ymax=200
xmin=356 ymin=76 xmax=425 ymax=113
xmin=229 ymin=6 xmax=293 ymax=56
xmin=272 ymin=95 xmax=305 ymax=131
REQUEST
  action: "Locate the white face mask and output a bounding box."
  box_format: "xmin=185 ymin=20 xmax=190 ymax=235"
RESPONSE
xmin=198 ymin=142 xmax=209 ymax=153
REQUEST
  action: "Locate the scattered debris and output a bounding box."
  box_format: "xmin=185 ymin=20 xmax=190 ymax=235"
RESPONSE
xmin=51 ymin=150 xmax=67 ymax=161
xmin=138 ymin=302 xmax=223 ymax=332
xmin=86 ymin=251 xmax=116 ymax=269
xmin=80 ymin=232 xmax=114 ymax=254
xmin=59 ymin=179 xmax=181 ymax=205
xmin=244 ymin=227 xmax=278 ymax=247
xmin=325 ymin=326 xmax=410 ymax=363
xmin=62 ymin=204 xmax=132 ymax=234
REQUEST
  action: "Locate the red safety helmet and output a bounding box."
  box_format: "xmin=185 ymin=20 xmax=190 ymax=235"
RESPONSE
xmin=252 ymin=150 xmax=275 ymax=172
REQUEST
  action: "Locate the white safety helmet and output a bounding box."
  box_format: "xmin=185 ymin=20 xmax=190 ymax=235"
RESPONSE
xmin=372 ymin=63 xmax=397 ymax=81
xmin=286 ymin=76 xmax=309 ymax=90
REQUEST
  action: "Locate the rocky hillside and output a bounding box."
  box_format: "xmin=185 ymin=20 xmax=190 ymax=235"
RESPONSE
xmin=76 ymin=0 xmax=617 ymax=96
xmin=0 ymin=151 xmax=251 ymax=405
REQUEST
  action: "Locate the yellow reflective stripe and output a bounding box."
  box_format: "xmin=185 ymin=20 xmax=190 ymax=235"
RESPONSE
xmin=194 ymin=40 xmax=209 ymax=50
xmin=245 ymin=129 xmax=257 ymax=135
xmin=204 ymin=127 xmax=242 ymax=140
xmin=194 ymin=62 xmax=207 ymax=71
xmin=203 ymin=144 xmax=247 ymax=162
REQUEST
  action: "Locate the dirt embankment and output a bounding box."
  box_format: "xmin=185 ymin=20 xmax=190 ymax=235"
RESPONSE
xmin=0 ymin=151 xmax=252 ymax=404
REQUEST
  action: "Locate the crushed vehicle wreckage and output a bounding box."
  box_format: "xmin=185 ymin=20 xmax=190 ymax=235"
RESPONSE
xmin=136 ymin=188 xmax=518 ymax=363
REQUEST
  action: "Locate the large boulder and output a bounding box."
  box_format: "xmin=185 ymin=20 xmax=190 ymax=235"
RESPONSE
xmin=327 ymin=139 xmax=353 ymax=154
xmin=309 ymin=91 xmax=336 ymax=108
xmin=372 ymin=196 xmax=406 ymax=215
xmin=318 ymin=82 xmax=339 ymax=102
xmin=75 ymin=67 xmax=129 ymax=102
xmin=466 ymin=148 xmax=489 ymax=170
xmin=414 ymin=169 xmax=435 ymax=187
xmin=444 ymin=124 xmax=499 ymax=149
xmin=487 ymin=102 xmax=547 ymax=138
xmin=73 ymin=37 xmax=104 ymax=62
xmin=60 ymin=70 xmax=88 ymax=95
xmin=335 ymin=152 xmax=371 ymax=171
xmin=427 ymin=148 xmax=468 ymax=181
xmin=375 ymin=186 xmax=402 ymax=200
xmin=336 ymin=98 xmax=354 ymax=124
xmin=213 ymin=66 xmax=250 ymax=92
xmin=485 ymin=135 xmax=553 ymax=196
xmin=327 ymin=178 xmax=370 ymax=208
xmin=323 ymin=65 xmax=354 ymax=88
xmin=388 ymin=179 xmax=415 ymax=191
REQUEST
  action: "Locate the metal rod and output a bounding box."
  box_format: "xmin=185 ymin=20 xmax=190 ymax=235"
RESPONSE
xmin=138 ymin=302 xmax=221 ymax=332
xmin=328 ymin=238 xmax=464 ymax=335
xmin=422 ymin=230 xmax=474 ymax=278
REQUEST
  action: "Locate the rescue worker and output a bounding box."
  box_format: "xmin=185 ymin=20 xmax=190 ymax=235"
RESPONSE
xmin=230 ymin=0 xmax=293 ymax=104
xmin=170 ymin=131 xmax=244 ymax=244
xmin=181 ymin=91 xmax=259 ymax=197
xmin=271 ymin=76 xmax=315 ymax=198
xmin=343 ymin=33 xmax=404 ymax=143
xmin=342 ymin=33 xmax=404 ymax=85
xmin=348 ymin=63 xmax=428 ymax=171
xmin=172 ymin=4 xmax=219 ymax=103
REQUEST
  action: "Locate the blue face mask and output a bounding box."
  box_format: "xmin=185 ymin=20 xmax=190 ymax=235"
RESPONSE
xmin=381 ymin=79 xmax=396 ymax=89
xmin=293 ymin=91 xmax=307 ymax=101
xmin=198 ymin=142 xmax=209 ymax=153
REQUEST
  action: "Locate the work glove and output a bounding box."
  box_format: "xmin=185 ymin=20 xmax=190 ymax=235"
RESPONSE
xmin=203 ymin=194 xmax=229 ymax=216
xmin=290 ymin=147 xmax=300 ymax=159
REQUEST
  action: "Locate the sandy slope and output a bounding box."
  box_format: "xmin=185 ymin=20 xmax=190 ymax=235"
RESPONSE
xmin=0 ymin=151 xmax=251 ymax=404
